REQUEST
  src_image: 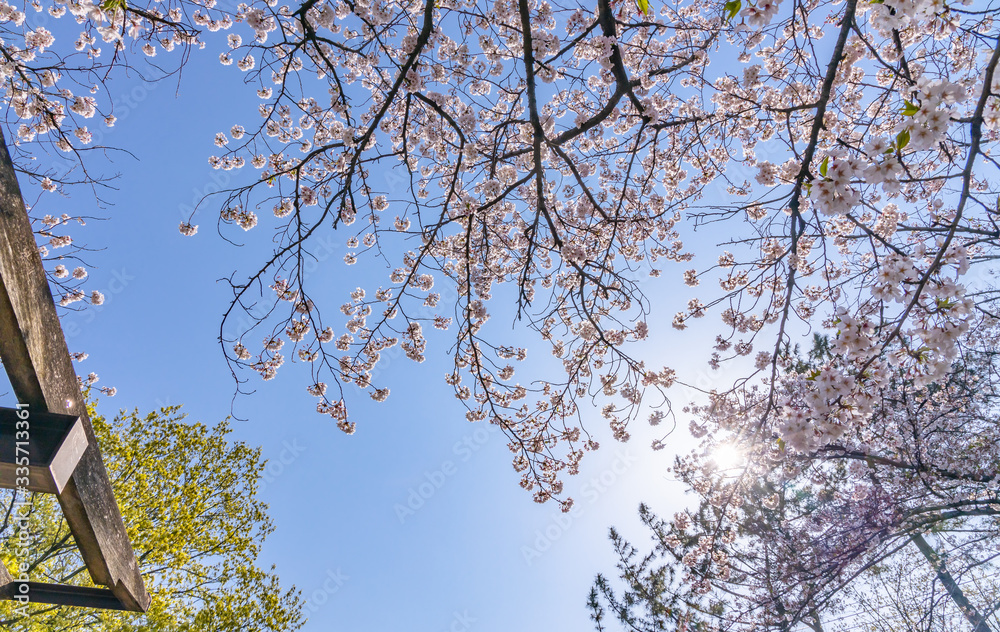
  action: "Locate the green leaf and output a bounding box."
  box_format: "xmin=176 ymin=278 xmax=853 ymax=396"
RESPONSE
xmin=724 ymin=0 xmax=741 ymax=21
xmin=819 ymin=155 xmax=829 ymax=177
xmin=0 ymin=400 xmax=307 ymax=629
xmin=776 ymin=437 xmax=786 ymax=451
xmin=101 ymin=0 xmax=127 ymax=12
xmin=901 ymin=100 xmax=920 ymax=116
xmin=635 ymin=0 xmax=651 ymax=15
xmin=896 ymin=128 xmax=910 ymax=151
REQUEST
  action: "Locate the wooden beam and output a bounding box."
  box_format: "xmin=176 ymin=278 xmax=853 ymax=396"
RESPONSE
xmin=0 ymin=581 xmax=130 ymax=610
xmin=0 ymin=130 xmax=150 ymax=612
xmin=0 ymin=407 xmax=89 ymax=494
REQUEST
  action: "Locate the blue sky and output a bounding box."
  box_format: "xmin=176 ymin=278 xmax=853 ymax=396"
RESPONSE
xmin=0 ymin=30 xmax=742 ymax=632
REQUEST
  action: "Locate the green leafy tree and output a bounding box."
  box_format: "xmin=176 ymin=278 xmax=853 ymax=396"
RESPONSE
xmin=0 ymin=401 xmax=304 ymax=631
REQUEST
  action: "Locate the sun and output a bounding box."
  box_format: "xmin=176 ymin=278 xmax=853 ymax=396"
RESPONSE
xmin=711 ymin=443 xmax=745 ymax=470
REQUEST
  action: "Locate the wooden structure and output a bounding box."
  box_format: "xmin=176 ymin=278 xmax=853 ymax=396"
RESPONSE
xmin=0 ymin=408 xmax=88 ymax=494
xmin=0 ymin=131 xmax=150 ymax=611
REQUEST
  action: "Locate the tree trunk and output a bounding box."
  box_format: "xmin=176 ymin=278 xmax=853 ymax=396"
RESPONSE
xmin=910 ymin=533 xmax=992 ymax=632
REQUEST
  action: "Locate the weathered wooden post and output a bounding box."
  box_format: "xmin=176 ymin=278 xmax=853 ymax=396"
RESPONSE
xmin=0 ymin=129 xmax=150 ymax=611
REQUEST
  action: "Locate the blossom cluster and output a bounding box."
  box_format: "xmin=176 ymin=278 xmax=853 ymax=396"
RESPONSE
xmin=6 ymin=0 xmax=995 ymax=515
xmin=168 ymin=0 xmax=1000 ymax=510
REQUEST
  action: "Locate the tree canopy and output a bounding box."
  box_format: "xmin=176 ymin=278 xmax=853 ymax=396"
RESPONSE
xmin=589 ymin=328 xmax=1000 ymax=630
xmin=1 ymin=0 xmax=999 ymax=625
xmin=0 ymin=401 xmax=304 ymax=631
xmin=5 ymin=0 xmax=999 ymax=506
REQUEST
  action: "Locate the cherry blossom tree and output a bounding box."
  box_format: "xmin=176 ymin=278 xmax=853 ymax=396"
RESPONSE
xmin=1 ymin=0 xmax=998 ymax=513
xmin=588 ymin=323 xmax=1000 ymax=630
xmin=836 ymin=552 xmax=1000 ymax=632
xmin=0 ymin=0 xmax=206 ymax=329
xmin=170 ymin=0 xmax=1000 ymax=511
xmin=1 ymin=0 xmax=999 ymax=620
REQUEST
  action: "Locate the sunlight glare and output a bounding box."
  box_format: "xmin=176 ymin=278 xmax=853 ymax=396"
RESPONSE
xmin=712 ymin=443 xmax=744 ymax=470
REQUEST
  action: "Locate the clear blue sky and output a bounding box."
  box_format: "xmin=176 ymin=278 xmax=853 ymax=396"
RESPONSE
xmin=0 ymin=33 xmax=736 ymax=631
